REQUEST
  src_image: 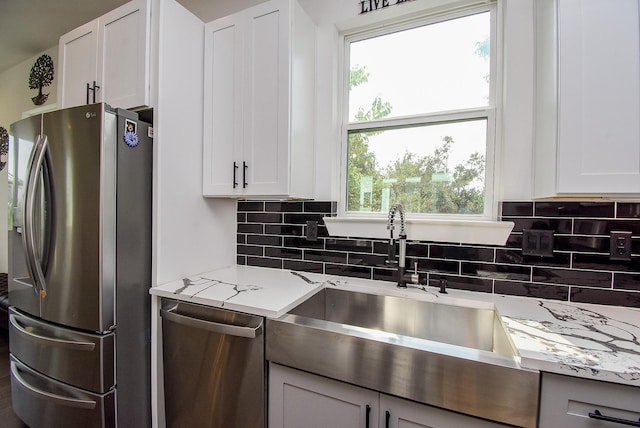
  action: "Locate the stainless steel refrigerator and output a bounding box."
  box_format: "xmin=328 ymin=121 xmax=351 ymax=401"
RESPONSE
xmin=7 ymin=103 xmax=152 ymax=428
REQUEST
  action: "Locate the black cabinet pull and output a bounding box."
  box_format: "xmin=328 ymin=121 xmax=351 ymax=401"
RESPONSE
xmin=365 ymin=405 xmax=371 ymax=428
xmin=86 ymin=81 xmax=100 ymax=104
xmin=589 ymin=410 xmax=640 ymax=427
xmin=385 ymin=410 xmax=390 ymax=428
xmin=233 ymin=162 xmax=238 ymax=188
xmin=92 ymin=81 xmax=99 ymax=103
xmin=242 ymin=161 xmax=248 ymax=188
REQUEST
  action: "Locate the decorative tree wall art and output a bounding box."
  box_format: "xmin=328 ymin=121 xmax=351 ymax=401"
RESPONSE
xmin=29 ymin=54 xmax=54 ymax=106
xmin=0 ymin=126 xmax=8 ymax=172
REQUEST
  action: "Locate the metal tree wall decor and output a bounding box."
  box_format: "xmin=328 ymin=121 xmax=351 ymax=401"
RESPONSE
xmin=29 ymin=54 xmax=54 ymax=106
xmin=0 ymin=126 xmax=8 ymax=172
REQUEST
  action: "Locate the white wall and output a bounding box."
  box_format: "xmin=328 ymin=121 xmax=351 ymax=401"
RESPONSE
xmin=152 ymin=0 xmax=236 ymax=286
xmin=0 ymin=46 xmax=59 ymax=272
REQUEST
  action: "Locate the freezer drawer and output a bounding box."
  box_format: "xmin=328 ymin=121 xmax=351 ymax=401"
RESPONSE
xmin=161 ymin=299 xmax=265 ymax=428
xmin=9 ymin=307 xmax=115 ymax=393
xmin=10 ymin=355 xmax=115 ymax=428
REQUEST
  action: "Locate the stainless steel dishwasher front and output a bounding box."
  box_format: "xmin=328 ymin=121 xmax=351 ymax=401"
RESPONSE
xmin=160 ymin=298 xmax=265 ymax=428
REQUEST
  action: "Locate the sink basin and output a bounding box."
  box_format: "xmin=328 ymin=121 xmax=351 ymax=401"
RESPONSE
xmin=267 ymin=288 xmax=539 ymax=428
xmin=289 ymin=287 xmax=517 ymax=355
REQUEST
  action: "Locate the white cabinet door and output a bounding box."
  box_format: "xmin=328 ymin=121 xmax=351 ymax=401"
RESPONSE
xmin=381 ymin=394 xmax=506 ymax=428
xmin=242 ymin=0 xmax=290 ymax=196
xmin=202 ymin=0 xmax=314 ymax=198
xmin=57 ymin=20 xmax=99 ymax=108
xmin=99 ymin=0 xmax=150 ymax=109
xmin=269 ymin=363 xmax=379 ymax=428
xmin=539 ymin=372 xmax=640 ymax=428
xmin=557 ymin=0 xmax=640 ymax=194
xmin=203 ymin=15 xmax=243 ymax=196
xmin=57 ymin=0 xmax=150 ymax=109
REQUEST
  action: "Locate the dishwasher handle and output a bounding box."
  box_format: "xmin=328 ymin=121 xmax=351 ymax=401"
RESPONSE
xmin=160 ymin=307 xmax=263 ymax=338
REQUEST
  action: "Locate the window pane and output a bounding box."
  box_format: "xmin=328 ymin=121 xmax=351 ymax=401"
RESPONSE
xmin=347 ymin=120 xmax=487 ymax=215
xmin=349 ymin=12 xmax=490 ymax=121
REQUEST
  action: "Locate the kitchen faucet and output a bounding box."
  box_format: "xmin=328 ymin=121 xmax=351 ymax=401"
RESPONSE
xmin=386 ymin=203 xmax=448 ymax=292
xmin=386 ymin=203 xmax=413 ymax=288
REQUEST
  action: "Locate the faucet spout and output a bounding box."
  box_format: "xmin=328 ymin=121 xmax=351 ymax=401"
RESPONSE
xmin=387 ymin=204 xmax=408 ymax=288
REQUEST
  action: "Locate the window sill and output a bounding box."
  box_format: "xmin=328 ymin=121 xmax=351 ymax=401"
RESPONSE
xmin=323 ymin=216 xmax=514 ymax=245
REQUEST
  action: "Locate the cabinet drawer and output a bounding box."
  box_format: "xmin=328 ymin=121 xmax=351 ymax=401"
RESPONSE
xmin=539 ymin=372 xmax=640 ymax=428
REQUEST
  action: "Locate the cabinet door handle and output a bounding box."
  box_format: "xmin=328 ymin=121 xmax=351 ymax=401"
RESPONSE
xmin=242 ymin=161 xmax=248 ymax=188
xmin=385 ymin=410 xmax=390 ymax=428
xmin=86 ymin=81 xmax=101 ymax=104
xmin=365 ymin=404 xmax=371 ymax=428
xmin=589 ymin=410 xmax=640 ymax=427
xmin=233 ymin=162 xmax=238 ymax=188
xmin=92 ymin=81 xmax=100 ymax=103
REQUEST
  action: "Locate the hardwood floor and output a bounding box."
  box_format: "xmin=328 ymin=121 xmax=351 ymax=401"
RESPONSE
xmin=0 ymin=329 xmax=28 ymax=428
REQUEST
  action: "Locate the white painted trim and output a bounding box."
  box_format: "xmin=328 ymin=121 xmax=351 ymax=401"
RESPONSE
xmin=323 ymin=216 xmax=514 ymax=245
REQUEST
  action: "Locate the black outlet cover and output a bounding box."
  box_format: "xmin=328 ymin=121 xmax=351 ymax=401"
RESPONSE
xmin=522 ymin=229 xmax=555 ymax=257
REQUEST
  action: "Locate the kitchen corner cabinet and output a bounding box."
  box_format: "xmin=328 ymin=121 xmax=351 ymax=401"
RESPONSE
xmin=57 ymin=0 xmax=150 ymax=110
xmin=534 ymin=0 xmax=640 ymax=197
xmin=202 ymin=0 xmax=315 ymax=198
xmin=539 ymin=372 xmax=640 ymax=427
xmin=269 ymin=363 xmax=506 ymax=428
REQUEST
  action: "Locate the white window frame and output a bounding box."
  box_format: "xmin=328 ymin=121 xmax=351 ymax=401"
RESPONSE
xmin=339 ymin=3 xmax=499 ymax=221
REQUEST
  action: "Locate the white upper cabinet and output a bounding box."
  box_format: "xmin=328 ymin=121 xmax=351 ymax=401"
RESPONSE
xmin=57 ymin=21 xmax=99 ymax=108
xmin=58 ymin=0 xmax=151 ymax=109
xmin=203 ymin=0 xmax=315 ymax=198
xmin=534 ymin=0 xmax=640 ymax=197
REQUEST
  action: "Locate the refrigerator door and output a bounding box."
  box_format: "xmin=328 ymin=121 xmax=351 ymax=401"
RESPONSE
xmin=10 ymin=104 xmax=116 ymax=333
xmin=8 ymin=114 xmax=44 ymax=318
xmin=10 ymin=355 xmax=115 ymax=428
xmin=9 ymin=307 xmax=115 ymax=393
xmin=41 ymin=104 xmax=117 ymax=332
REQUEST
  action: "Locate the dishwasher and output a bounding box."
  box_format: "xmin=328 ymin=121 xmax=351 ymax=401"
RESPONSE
xmin=160 ymin=298 xmax=265 ymax=428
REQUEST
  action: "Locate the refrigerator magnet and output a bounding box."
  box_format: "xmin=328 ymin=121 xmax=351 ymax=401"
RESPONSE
xmin=124 ymin=119 xmax=139 ymax=147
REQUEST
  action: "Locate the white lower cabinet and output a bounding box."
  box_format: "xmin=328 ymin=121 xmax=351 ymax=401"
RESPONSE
xmin=539 ymin=372 xmax=640 ymax=428
xmin=269 ymin=363 xmax=507 ymax=428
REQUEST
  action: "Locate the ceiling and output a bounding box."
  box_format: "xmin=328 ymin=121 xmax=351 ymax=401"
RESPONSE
xmin=0 ymin=0 xmax=131 ymax=73
xmin=0 ymin=0 xmax=271 ymax=74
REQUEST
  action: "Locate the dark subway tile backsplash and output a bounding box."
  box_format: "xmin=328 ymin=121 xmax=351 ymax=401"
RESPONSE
xmin=236 ymin=200 xmax=640 ymax=308
xmin=494 ymin=281 xmax=570 ymax=301
xmin=534 ymin=201 xmax=615 ymax=218
xmin=501 ymin=201 xmax=533 ymax=217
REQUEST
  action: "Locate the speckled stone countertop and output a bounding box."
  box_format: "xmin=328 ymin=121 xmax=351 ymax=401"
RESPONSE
xmin=151 ymin=265 xmax=640 ymax=387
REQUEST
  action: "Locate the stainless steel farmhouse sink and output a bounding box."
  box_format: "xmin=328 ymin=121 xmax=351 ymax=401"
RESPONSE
xmin=266 ymin=288 xmax=540 ymax=428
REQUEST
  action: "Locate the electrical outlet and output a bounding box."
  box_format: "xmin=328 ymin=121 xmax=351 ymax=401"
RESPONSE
xmin=522 ymin=229 xmax=555 ymax=257
xmin=306 ymin=220 xmax=318 ymax=241
xmin=610 ymin=231 xmax=632 ymax=261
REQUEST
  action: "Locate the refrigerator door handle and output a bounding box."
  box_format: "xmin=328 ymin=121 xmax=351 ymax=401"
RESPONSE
xmin=11 ymin=361 xmax=97 ymax=409
xmin=22 ymin=134 xmax=48 ymax=299
xmin=160 ymin=307 xmax=263 ymax=338
xmin=9 ymin=314 xmax=96 ymax=352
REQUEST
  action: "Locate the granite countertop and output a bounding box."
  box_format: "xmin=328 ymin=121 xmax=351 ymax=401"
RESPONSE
xmin=149 ymin=265 xmax=329 ymax=317
xmin=151 ymin=265 xmax=640 ymax=387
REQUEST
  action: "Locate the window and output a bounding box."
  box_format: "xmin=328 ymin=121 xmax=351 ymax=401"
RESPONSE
xmin=342 ymin=5 xmax=497 ymax=219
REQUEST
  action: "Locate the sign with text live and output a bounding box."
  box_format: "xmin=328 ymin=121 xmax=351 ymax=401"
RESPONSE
xmin=359 ymin=0 xmax=415 ymax=15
